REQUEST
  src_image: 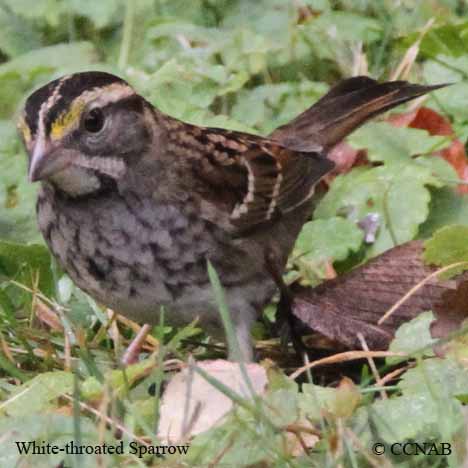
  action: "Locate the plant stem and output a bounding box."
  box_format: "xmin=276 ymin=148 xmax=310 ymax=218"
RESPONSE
xmin=118 ymin=0 xmax=135 ymax=70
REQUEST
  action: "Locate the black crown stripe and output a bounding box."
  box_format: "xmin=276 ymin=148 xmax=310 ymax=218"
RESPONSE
xmin=24 ymin=72 xmax=127 ymax=138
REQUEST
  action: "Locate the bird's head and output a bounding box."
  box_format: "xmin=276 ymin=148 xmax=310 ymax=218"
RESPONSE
xmin=18 ymin=71 xmax=152 ymax=196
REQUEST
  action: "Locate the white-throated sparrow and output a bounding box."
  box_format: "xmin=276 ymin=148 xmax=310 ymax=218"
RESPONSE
xmin=18 ymin=72 xmax=443 ymax=360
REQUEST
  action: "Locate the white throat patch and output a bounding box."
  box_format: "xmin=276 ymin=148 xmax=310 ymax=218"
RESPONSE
xmin=50 ymin=156 xmax=126 ymax=197
xmin=51 ymin=166 xmax=102 ymax=196
xmin=74 ymin=155 xmax=127 ymax=179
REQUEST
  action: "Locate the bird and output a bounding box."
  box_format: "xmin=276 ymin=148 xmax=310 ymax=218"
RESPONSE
xmin=18 ymin=71 xmax=443 ymax=361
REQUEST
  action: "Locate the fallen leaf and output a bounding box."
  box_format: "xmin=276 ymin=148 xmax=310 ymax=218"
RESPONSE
xmin=431 ymin=281 xmax=468 ymax=356
xmin=333 ymin=377 xmax=361 ymax=418
xmin=438 ymin=140 xmax=468 ymax=194
xmin=291 ymin=241 xmax=468 ymax=350
xmin=386 ymin=108 xmax=420 ymax=129
xmin=285 ymin=422 xmax=319 ymax=456
xmin=325 ymin=141 xmax=367 ymax=181
xmin=157 ymin=360 xmax=267 ymax=443
xmin=388 ymin=107 xmax=453 ymax=136
xmin=34 ymin=300 xmax=63 ymax=332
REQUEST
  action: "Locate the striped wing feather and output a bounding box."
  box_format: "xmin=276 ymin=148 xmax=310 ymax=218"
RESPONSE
xmin=193 ymin=132 xmax=333 ymax=231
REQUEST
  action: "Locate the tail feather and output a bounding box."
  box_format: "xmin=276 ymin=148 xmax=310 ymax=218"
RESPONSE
xmin=271 ymin=76 xmax=447 ymax=151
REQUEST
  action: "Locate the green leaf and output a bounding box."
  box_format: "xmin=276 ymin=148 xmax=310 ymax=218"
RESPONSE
xmin=262 ymin=389 xmax=300 ymax=426
xmin=1 ymin=0 xmax=65 ymax=27
xmin=188 ymin=415 xmax=275 ymax=467
xmin=364 ymin=356 xmax=466 ymax=455
xmin=0 ymin=41 xmax=98 ymax=77
xmin=305 ymin=11 xmax=382 ymax=44
xmin=147 ymin=0 xmax=222 ymax=26
xmin=0 ymin=352 xmax=28 ymax=381
xmin=403 ymin=22 xmax=468 ymax=58
xmin=148 ymin=20 xmax=223 ymax=45
xmin=146 ymin=59 xmax=236 ymax=117
xmin=0 ymin=71 xmax=28 ymax=118
xmin=295 ymin=217 xmax=364 ymax=264
xmin=423 ymin=225 xmax=468 ymax=278
xmin=220 ymin=29 xmax=272 ymax=75
xmin=316 ymin=163 xmax=442 ymax=256
xmin=0 ymin=5 xmax=41 ymax=58
xmin=415 ymin=155 xmax=459 ymax=182
xmin=0 ymin=414 xmax=105 ymax=467
xmin=423 ymin=56 xmax=468 ymax=123
xmin=301 ymin=11 xmax=382 ymax=65
xmin=420 ymin=187 xmax=468 ymax=238
xmin=2 ymin=371 xmax=73 ymax=416
xmin=399 ymin=358 xmax=468 ymax=399
xmin=221 ymin=0 xmax=295 ymax=67
xmin=0 ymin=122 xmax=40 ymax=243
xmin=299 ymin=383 xmax=341 ymax=420
xmin=367 ymin=392 xmax=464 ymax=443
xmin=0 ymin=242 xmax=53 ymax=298
xmin=69 ymin=0 xmax=123 ymax=29
xmin=387 ymin=311 xmax=436 ymax=364
xmin=232 ymin=81 xmax=328 ymax=134
xmin=348 ymin=122 xmax=449 ymax=165
xmin=81 ymin=358 xmax=156 ymax=400
xmin=383 ymin=1 xmax=451 ymax=37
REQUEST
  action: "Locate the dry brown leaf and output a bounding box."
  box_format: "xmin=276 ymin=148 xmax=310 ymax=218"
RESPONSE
xmin=291 ymin=241 xmax=468 ymax=351
xmin=157 ymin=360 xmax=268 ymax=443
xmin=34 ymin=299 xmax=63 ymax=331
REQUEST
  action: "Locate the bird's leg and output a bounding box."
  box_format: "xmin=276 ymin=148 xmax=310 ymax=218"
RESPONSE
xmin=264 ymin=249 xmax=306 ymax=358
xmin=230 ymin=316 xmax=254 ymax=362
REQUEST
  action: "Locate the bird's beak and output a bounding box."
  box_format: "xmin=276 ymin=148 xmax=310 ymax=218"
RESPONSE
xmin=28 ymin=139 xmax=72 ymax=182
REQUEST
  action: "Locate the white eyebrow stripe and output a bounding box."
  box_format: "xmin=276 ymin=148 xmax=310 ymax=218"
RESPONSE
xmin=79 ymin=83 xmax=135 ymax=108
xmin=36 ymin=75 xmax=71 ymax=143
xmin=47 ymin=82 xmax=136 ymax=141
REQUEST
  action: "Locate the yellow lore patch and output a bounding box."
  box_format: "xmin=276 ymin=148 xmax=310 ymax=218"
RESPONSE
xmin=50 ymin=100 xmax=85 ymax=140
xmin=17 ymin=116 xmax=31 ymax=144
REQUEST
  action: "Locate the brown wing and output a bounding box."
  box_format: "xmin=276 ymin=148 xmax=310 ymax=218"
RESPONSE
xmin=226 ymin=142 xmax=333 ymax=230
xmin=163 ymin=121 xmax=333 ymax=232
xmin=160 ymin=77 xmax=445 ymax=233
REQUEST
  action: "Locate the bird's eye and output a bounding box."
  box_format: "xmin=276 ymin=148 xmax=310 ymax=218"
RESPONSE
xmin=84 ymin=108 xmax=105 ymax=133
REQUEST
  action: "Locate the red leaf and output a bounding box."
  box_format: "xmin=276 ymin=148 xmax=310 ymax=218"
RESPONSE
xmin=437 ymin=140 xmax=468 ymax=194
xmin=390 ymin=107 xmax=453 ymax=136
xmin=388 ymin=107 xmax=468 ymax=193
xmin=323 ymin=142 xmax=367 ymax=185
xmin=386 ymin=109 xmax=419 ymax=129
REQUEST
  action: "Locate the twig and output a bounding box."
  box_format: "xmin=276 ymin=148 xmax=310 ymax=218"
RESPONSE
xmin=64 ymin=332 xmax=71 ymax=372
xmin=116 ymin=314 xmax=159 ymax=348
xmin=0 ymin=334 xmax=15 ymax=363
xmin=391 ymin=18 xmax=434 ymax=81
xmin=284 ymin=422 xmax=319 ymax=455
xmin=208 ymin=435 xmax=236 ymax=468
xmin=121 ymin=324 xmax=151 ymax=366
xmin=61 ymin=393 xmax=151 ymax=447
xmin=357 ymin=333 xmax=387 ymax=400
xmin=377 ymin=364 xmax=412 ymax=387
xmin=289 ymin=350 xmax=406 ymax=380
xmin=378 ymin=261 xmax=468 ymax=324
